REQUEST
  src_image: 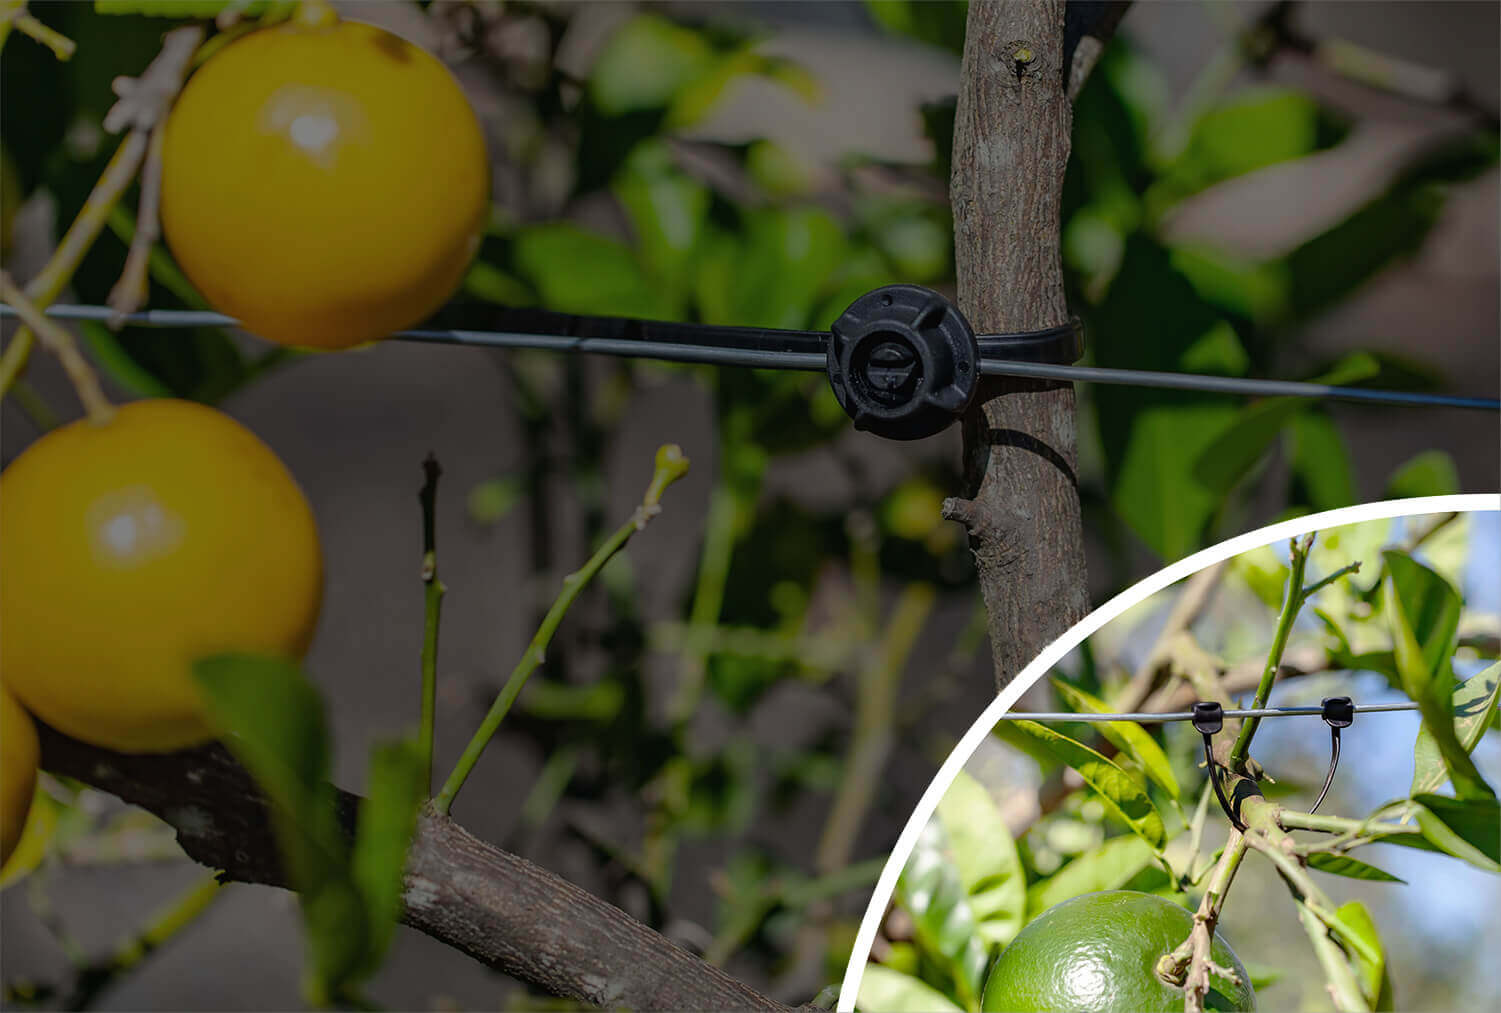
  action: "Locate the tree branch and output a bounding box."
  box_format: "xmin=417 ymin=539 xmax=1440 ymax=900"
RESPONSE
xmin=36 ymin=724 xmax=795 ymax=1011
xmin=947 ymin=0 xmax=1098 ymax=690
xmin=1062 ymin=1 xmax=1132 ymax=100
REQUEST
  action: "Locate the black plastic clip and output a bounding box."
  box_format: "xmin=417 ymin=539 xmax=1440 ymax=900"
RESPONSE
xmin=1310 ymin=696 xmax=1354 ymax=814
xmin=826 ymin=285 xmax=1084 ymax=440
xmin=1193 ymin=701 xmax=1247 ymax=833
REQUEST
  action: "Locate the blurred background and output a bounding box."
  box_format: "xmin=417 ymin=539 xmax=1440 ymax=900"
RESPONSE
xmin=862 ymin=511 xmax=1501 ymax=1012
xmin=1 ymin=0 xmax=1497 ymax=1008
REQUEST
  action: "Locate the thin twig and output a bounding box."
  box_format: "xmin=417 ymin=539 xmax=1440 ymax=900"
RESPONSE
xmin=418 ymin=454 xmax=446 ymax=796
xmin=815 ymin=582 xmax=936 ymax=875
xmin=1118 ymin=561 xmax=1227 ymax=712
xmin=0 ymin=273 xmax=114 ymax=423
xmin=433 ymin=446 xmax=691 ymax=816
xmin=63 ymin=875 xmax=224 ymax=1011
xmin=1228 ymin=535 xmax=1314 ymax=770
xmin=1 ymin=2 xmax=76 ymax=60
xmin=1162 ymin=831 xmax=1248 ymax=1013
xmin=106 ymin=124 xmax=167 ymax=326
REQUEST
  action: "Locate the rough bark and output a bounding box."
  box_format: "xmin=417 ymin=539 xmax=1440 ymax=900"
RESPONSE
xmin=945 ymin=0 xmax=1094 ymax=689
xmin=37 ymin=723 xmax=793 ymax=1012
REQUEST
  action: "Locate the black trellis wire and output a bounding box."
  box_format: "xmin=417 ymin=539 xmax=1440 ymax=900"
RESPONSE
xmin=1000 ymin=697 xmax=1397 ymax=830
xmin=4 ymin=293 xmax=1497 ymax=442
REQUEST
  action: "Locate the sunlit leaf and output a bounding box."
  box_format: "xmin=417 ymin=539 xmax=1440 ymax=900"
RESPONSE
xmin=857 ymin=965 xmax=964 ymax=1013
xmin=1052 ymin=680 xmax=1180 ymax=800
xmin=1411 ymin=794 xmax=1500 ymax=872
xmin=1025 ymin=833 xmax=1155 ymax=916
xmin=1306 ymin=852 xmax=1404 ymax=883
xmin=993 ymin=720 xmax=1166 ymax=850
xmin=1383 ymin=551 xmax=1491 ymax=799
xmin=934 ymin=770 xmax=1026 ymax=948
xmin=897 ymin=822 xmax=989 ymax=1008
xmin=1412 ymin=661 xmax=1501 ymax=797
xmin=1335 ymin=900 xmax=1394 ymax=1011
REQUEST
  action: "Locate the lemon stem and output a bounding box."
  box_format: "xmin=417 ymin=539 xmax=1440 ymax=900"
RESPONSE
xmin=0 ymin=272 xmax=115 ymax=424
xmin=417 ymin=454 xmax=445 ymax=795
xmin=1 ymin=3 xmax=78 ymax=60
xmin=432 ymin=446 xmax=690 ymax=817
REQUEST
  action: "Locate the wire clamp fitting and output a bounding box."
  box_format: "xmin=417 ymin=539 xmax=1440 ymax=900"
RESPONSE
xmin=825 ymin=284 xmax=1084 ymax=440
xmin=1310 ymin=695 xmax=1354 ymax=814
xmin=1192 ymin=701 xmax=1248 ymax=832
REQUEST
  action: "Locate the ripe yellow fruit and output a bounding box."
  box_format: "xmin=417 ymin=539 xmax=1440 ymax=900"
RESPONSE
xmin=1 ymin=687 xmax=40 ymax=867
xmin=0 ymin=400 xmax=323 ymax=752
xmin=160 ymin=19 xmax=489 ymax=349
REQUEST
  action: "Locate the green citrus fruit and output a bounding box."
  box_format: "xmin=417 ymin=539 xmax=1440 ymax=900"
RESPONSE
xmin=981 ymin=891 xmax=1255 ymax=1012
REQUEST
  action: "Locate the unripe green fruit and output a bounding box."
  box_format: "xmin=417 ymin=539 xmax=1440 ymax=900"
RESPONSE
xmin=981 ymin=891 xmax=1255 ymax=1013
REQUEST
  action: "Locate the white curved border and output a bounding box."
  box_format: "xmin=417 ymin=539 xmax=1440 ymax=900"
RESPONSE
xmin=837 ymin=494 xmax=1501 ymax=1012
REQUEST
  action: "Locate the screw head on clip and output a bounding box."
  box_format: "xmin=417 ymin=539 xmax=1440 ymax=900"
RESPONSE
xmin=1321 ymin=696 xmax=1355 ymax=728
xmin=1192 ymin=701 xmax=1224 ymax=735
xmin=826 ymin=285 xmax=980 ymax=441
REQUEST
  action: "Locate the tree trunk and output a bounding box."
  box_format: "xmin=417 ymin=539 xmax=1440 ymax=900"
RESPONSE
xmin=945 ymin=0 xmax=1093 ymax=690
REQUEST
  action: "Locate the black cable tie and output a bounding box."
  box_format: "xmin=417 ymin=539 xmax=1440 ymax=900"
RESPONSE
xmin=1310 ymin=696 xmax=1354 ymax=814
xmin=1192 ymin=701 xmax=1247 ymax=833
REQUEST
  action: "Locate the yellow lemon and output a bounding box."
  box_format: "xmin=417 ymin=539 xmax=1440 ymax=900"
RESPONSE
xmin=0 ymin=400 xmax=323 ymax=752
xmin=1 ymin=687 xmax=39 ymax=866
xmin=160 ymin=19 xmax=489 ymax=349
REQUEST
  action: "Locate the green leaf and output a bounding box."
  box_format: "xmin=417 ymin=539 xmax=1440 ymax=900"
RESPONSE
xmin=1290 ymin=412 xmax=1357 ymax=511
xmin=1025 ymin=833 xmax=1156 ymax=916
xmin=1158 ymin=89 xmax=1332 ymax=202
xmin=191 ymin=654 xmax=369 ymax=998
xmin=1385 ymin=450 xmax=1460 ymax=499
xmin=1110 ymin=399 xmax=1243 ymax=561
xmin=864 ymin=0 xmax=969 ymax=56
xmin=1190 ymin=353 xmax=1378 ymax=498
xmin=934 ymin=770 xmax=1026 ymax=948
xmin=1411 ymin=794 xmax=1501 ymax=872
xmin=1243 ymin=962 xmax=1286 ymax=993
xmin=993 ymin=720 xmax=1166 ymax=850
xmin=589 ymin=15 xmax=716 ymax=116
xmin=614 ymin=145 xmax=711 ymax=312
xmin=1412 ymin=661 xmax=1501 ymax=797
xmin=1335 ymin=900 xmax=1395 ymax=1011
xmin=192 ymin=654 xmax=345 ymax=886
xmin=350 ymin=739 xmax=425 ymax=978
xmin=1383 ymin=551 xmax=1492 ymax=799
xmin=512 ymin=224 xmax=664 ymax=318
xmin=1051 ymin=680 xmax=1180 ymax=800
xmin=856 ymin=965 xmax=964 ymax=1013
xmin=896 ymin=822 xmax=989 ymax=1008
xmin=462 ymin=262 xmax=535 ymax=308
xmin=1306 ymin=852 xmax=1405 ymax=883
xmin=695 ymin=208 xmax=846 ymax=329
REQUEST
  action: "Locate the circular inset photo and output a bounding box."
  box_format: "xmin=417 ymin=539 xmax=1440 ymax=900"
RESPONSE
xmin=844 ymin=502 xmax=1500 ymax=1013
